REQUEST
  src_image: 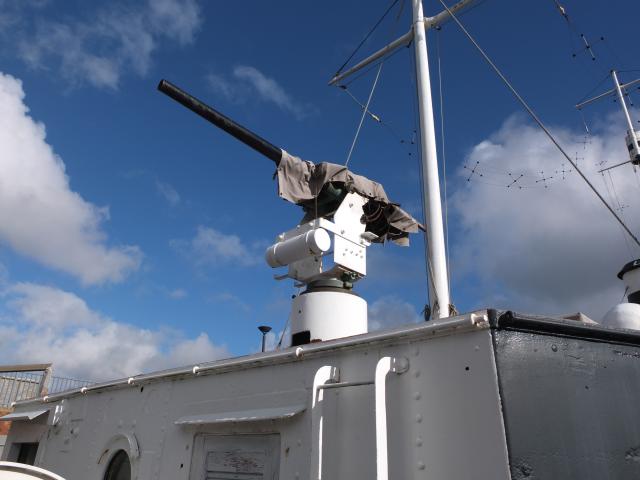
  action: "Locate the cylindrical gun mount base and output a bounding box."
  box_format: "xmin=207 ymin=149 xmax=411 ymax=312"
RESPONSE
xmin=289 ymin=285 xmax=367 ymax=346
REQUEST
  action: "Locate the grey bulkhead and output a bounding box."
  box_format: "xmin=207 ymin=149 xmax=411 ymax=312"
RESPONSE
xmin=4 ymin=314 xmax=511 ymax=479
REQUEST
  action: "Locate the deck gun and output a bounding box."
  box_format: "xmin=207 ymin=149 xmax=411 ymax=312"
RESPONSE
xmin=158 ymin=79 xmax=420 ymax=345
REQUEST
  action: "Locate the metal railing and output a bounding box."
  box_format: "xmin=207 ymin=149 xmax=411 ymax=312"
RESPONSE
xmin=0 ymin=364 xmax=93 ymax=408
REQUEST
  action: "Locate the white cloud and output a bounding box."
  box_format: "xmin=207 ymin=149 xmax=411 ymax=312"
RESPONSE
xmin=148 ymin=0 xmax=201 ymax=44
xmin=0 ymin=72 xmax=142 ymax=285
xmin=171 ymin=226 xmax=261 ymax=268
xmin=8 ymin=283 xmax=102 ymax=328
xmin=368 ymin=295 xmax=422 ymax=331
xmin=0 ymin=0 xmax=49 ymax=29
xmin=162 ymin=333 xmax=224 ymax=368
xmin=451 ymin=113 xmax=640 ymax=320
xmin=11 ymin=0 xmax=202 ymax=89
xmin=0 ymin=283 xmax=228 ymax=381
xmin=205 ymin=73 xmax=238 ymax=102
xmin=205 ymin=65 xmax=313 ymax=119
xmin=233 ymin=66 xmax=309 ymax=119
xmin=168 ymin=288 xmax=187 ymax=299
xmin=156 ymin=180 xmax=181 ymax=206
xmin=19 ymin=22 xmax=121 ymax=89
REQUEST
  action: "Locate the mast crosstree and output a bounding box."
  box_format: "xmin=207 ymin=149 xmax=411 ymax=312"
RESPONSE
xmin=576 ymin=71 xmax=640 ymax=173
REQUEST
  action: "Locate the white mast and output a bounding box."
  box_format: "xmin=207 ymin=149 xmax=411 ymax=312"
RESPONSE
xmin=412 ymin=0 xmax=450 ymax=318
xmin=577 ymin=72 xmax=640 ymax=172
xmin=329 ymin=0 xmax=478 ymax=319
xmin=612 ymin=70 xmax=640 ymax=164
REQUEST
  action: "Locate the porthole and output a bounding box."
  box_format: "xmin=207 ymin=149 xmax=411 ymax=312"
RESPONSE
xmin=104 ymin=450 xmax=131 ymax=480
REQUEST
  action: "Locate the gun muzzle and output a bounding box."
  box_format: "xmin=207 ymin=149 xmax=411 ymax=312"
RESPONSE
xmin=157 ymin=79 xmax=283 ymax=165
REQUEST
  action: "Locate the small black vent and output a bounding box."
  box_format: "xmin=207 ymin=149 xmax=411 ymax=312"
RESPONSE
xmin=291 ymin=330 xmax=311 ymax=346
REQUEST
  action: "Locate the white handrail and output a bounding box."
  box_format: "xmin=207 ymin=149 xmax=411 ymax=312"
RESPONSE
xmin=309 ymin=365 xmax=340 ymax=480
xmin=375 ymin=357 xmax=409 ymax=480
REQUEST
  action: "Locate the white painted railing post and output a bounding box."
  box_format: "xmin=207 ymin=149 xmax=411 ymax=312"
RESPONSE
xmin=375 ymin=357 xmax=409 ymax=480
xmin=310 ymin=365 xmax=340 ymax=480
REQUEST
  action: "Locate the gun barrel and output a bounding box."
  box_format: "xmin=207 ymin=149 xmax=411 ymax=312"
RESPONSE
xmin=157 ymin=79 xmax=282 ymax=165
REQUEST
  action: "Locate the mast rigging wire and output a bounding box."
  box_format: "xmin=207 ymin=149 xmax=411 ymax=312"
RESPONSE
xmin=550 ymin=0 xmax=569 ymax=21
xmin=339 ymin=44 xmax=409 ymax=88
xmin=333 ymin=0 xmax=400 ymax=78
xmin=601 ymin=171 xmax=636 ymax=257
xmin=435 ymin=28 xmax=452 ymax=295
xmin=340 ymin=85 xmax=417 ymax=153
xmin=344 ymin=63 xmax=384 ymax=167
xmin=408 ymin=37 xmax=433 ymax=313
xmin=342 ymin=0 xmax=405 ymax=167
xmin=576 ymin=72 xmax=613 ymax=107
xmin=436 ymin=0 xmax=640 ymax=248
xmin=340 ymin=87 xmax=381 ymax=122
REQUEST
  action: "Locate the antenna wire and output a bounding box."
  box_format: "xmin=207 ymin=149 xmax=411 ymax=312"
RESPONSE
xmin=436 ymin=0 xmax=640 ymax=248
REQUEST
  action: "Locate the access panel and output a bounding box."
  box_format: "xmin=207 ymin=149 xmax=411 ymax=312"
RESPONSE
xmin=190 ymin=434 xmax=280 ymax=480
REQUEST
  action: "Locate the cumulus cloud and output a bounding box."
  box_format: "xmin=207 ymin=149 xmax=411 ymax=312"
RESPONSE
xmin=0 ymin=282 xmax=228 ymax=381
xmin=9 ymin=0 xmax=202 ymax=89
xmin=171 ymin=226 xmax=262 ymax=268
xmin=451 ymin=113 xmax=640 ymax=320
xmin=0 ymin=72 xmax=141 ymax=285
xmin=205 ymin=65 xmax=313 ymax=119
xmin=8 ymin=283 xmax=102 ymax=328
xmin=368 ymin=295 xmax=422 ymax=331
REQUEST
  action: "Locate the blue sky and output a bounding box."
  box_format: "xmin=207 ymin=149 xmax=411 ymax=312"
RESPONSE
xmin=1 ymin=0 xmax=639 ymax=380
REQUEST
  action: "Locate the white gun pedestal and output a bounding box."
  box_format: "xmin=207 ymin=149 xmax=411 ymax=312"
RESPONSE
xmin=290 ymin=280 xmax=367 ymax=346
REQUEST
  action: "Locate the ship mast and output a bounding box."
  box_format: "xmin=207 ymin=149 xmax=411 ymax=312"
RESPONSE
xmin=611 ymin=70 xmax=640 ymax=166
xmin=576 ymin=71 xmax=640 ymax=173
xmin=411 ymin=0 xmax=450 ymax=318
xmin=329 ymin=0 xmax=477 ymax=319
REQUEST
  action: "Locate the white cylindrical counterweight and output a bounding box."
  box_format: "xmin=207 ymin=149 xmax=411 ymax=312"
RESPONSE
xmin=289 ymin=289 xmax=367 ymax=345
xmin=265 ymin=228 xmax=331 ymax=268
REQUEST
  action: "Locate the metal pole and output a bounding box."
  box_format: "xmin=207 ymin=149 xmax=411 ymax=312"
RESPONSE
xmin=575 ymin=78 xmax=640 ymax=110
xmin=412 ymin=0 xmax=450 ymax=318
xmin=597 ymin=158 xmax=634 ymax=174
xmin=328 ymin=0 xmax=479 ymax=87
xmin=38 ymin=366 xmax=52 ymax=397
xmin=258 ymin=325 xmax=272 ymax=352
xmin=424 ymin=0 xmax=477 ymax=29
xmin=329 ymin=30 xmax=414 ymax=86
xmin=612 ymin=70 xmax=640 ymax=162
